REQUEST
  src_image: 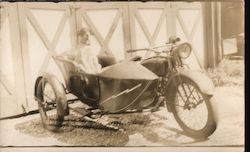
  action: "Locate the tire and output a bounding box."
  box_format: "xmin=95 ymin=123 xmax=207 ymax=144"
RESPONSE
xmin=169 ymin=76 xmax=217 ymax=139
xmin=36 ymin=74 xmax=67 ymax=132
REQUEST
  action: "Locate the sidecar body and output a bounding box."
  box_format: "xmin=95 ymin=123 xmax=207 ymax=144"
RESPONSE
xmin=53 ymin=55 xmax=158 ymax=113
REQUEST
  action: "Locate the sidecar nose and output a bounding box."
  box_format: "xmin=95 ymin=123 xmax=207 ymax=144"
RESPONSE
xmin=99 ymin=61 xmax=158 ymax=80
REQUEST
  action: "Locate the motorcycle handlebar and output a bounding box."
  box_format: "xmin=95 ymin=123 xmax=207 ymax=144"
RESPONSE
xmin=127 ymin=48 xmax=150 ymax=53
xmin=127 ymin=45 xmax=170 ymax=54
xmin=127 ymin=48 xmax=163 ymax=54
xmin=127 ymin=37 xmax=181 ymax=53
xmin=166 ymin=37 xmax=181 ymax=44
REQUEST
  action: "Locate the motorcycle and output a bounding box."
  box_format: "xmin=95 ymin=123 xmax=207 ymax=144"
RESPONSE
xmin=34 ymin=37 xmax=217 ymax=139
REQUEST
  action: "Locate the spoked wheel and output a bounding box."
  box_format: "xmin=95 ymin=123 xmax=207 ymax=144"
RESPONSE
xmin=36 ymin=74 xmax=67 ymax=132
xmin=170 ymin=76 xmax=217 ymax=139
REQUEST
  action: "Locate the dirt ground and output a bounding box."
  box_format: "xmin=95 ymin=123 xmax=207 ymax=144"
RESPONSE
xmin=0 ymin=86 xmax=244 ymax=148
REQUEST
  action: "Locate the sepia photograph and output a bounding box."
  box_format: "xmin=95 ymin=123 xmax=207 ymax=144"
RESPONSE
xmin=0 ymin=0 xmax=244 ymax=151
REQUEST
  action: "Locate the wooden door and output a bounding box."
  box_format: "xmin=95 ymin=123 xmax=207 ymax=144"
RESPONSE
xmin=129 ymin=2 xmax=171 ymax=58
xmin=18 ymin=2 xmax=75 ymax=111
xmin=75 ymin=2 xmax=130 ymax=61
xmin=129 ymin=2 xmax=205 ymax=69
xmin=0 ymin=3 xmax=26 ymax=118
xmin=173 ymin=2 xmax=205 ymax=69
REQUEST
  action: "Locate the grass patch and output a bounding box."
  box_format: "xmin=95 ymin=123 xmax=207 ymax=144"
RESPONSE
xmin=207 ymin=58 xmax=244 ymax=87
xmin=15 ymin=113 xmax=153 ymax=146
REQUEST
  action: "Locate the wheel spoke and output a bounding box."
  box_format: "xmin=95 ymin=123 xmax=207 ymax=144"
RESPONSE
xmin=41 ymin=82 xmax=59 ymax=127
xmin=185 ymin=87 xmax=195 ymax=103
xmin=44 ymin=94 xmax=55 ymax=103
xmin=175 ymin=103 xmax=185 ymax=108
xmin=176 ymin=87 xmax=187 ymax=103
xmin=174 ymin=82 xmax=208 ymax=131
xmin=179 ymin=82 xmax=191 ymax=102
xmin=183 ymin=83 xmax=204 ymax=106
xmin=37 ymin=76 xmax=66 ymax=132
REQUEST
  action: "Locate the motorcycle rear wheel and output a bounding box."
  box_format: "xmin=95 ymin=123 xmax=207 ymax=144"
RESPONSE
xmin=170 ymin=76 xmax=217 ymax=139
xmin=36 ymin=74 xmax=67 ymax=132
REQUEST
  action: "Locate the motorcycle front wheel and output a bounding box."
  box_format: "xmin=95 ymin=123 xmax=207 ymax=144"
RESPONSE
xmin=170 ymin=76 xmax=217 ymax=139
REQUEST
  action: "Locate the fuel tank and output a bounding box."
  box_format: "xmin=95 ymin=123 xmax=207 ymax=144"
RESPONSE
xmin=142 ymin=57 xmax=168 ymax=77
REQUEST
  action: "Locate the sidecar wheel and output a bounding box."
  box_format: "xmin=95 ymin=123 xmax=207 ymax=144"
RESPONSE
xmin=170 ymin=76 xmax=217 ymax=139
xmin=36 ymin=74 xmax=67 ymax=132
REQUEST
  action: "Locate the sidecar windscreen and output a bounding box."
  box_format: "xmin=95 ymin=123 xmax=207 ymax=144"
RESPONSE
xmin=99 ymin=61 xmax=158 ymax=80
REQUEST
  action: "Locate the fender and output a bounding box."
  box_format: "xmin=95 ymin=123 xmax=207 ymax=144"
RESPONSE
xmin=34 ymin=76 xmax=43 ymax=98
xmin=34 ymin=73 xmax=68 ymax=116
xmin=167 ymin=70 xmax=215 ymax=95
xmin=34 ymin=74 xmax=59 ymax=97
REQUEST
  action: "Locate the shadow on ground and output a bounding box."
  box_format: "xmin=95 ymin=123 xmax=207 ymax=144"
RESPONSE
xmin=15 ymin=111 xmax=203 ymax=146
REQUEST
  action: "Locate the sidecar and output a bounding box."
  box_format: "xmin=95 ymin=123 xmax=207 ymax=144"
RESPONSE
xmin=35 ymin=53 xmax=159 ymax=120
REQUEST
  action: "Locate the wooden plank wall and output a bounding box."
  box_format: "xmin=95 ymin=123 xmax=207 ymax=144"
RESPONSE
xmin=75 ymin=2 xmax=129 ymax=61
xmin=0 ymin=2 xmax=212 ymax=117
xmin=0 ymin=3 xmax=27 ymax=118
xmin=17 ymin=2 xmax=76 ymax=112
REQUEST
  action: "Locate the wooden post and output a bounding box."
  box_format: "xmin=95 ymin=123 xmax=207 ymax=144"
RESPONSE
xmin=17 ymin=3 xmax=34 ymax=112
xmin=203 ymin=2 xmax=223 ymax=68
xmin=9 ymin=3 xmax=28 ymax=114
xmin=69 ymin=2 xmax=77 ymax=49
xmin=0 ymin=3 xmax=27 ymax=117
xmin=122 ymin=3 xmax=132 ymax=58
xmin=203 ymin=2 xmax=216 ymax=68
xmin=129 ymin=2 xmax=137 ymax=51
xmin=216 ymin=2 xmax=222 ymax=63
xmin=166 ymin=3 xmax=176 ymax=38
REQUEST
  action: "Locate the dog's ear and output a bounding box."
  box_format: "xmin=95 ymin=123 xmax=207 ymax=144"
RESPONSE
xmin=77 ymin=27 xmax=94 ymax=36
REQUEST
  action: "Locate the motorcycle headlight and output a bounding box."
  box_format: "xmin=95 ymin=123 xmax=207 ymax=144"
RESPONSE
xmin=177 ymin=43 xmax=192 ymax=59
